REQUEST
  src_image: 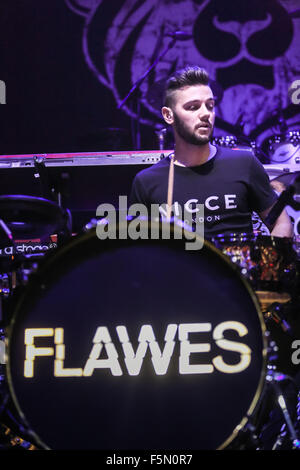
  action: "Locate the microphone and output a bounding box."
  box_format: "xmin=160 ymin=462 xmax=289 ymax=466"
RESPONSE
xmin=165 ymin=31 xmax=193 ymax=41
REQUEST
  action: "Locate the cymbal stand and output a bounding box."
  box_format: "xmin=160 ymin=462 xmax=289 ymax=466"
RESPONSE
xmin=155 ymin=127 xmax=167 ymax=150
xmin=265 ymin=345 xmax=300 ymax=449
xmin=271 ymin=388 xmax=300 ymax=450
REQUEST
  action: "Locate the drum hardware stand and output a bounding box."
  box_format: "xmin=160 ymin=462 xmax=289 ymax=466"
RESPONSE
xmin=34 ymin=155 xmax=72 ymax=224
xmin=226 ymin=335 xmax=283 ymax=450
xmin=33 ymin=156 xmax=73 ymax=244
xmin=266 ymin=374 xmax=300 ymax=450
xmin=0 ymin=424 xmax=37 ymax=450
xmin=0 ymin=385 xmax=38 ymax=450
xmin=232 ymin=419 xmax=263 ymax=450
xmin=275 ymin=106 xmax=288 ymax=136
xmin=271 ymin=390 xmax=300 ymax=450
xmin=117 ymin=32 xmax=184 ymax=150
xmin=0 ymin=327 xmax=38 ymax=450
xmin=0 ymin=327 xmax=5 ymax=386
xmin=243 ymin=334 xmax=300 ymax=450
xmin=0 ymin=217 xmax=14 ymax=323
xmin=155 ymin=127 xmax=167 ymax=150
xmin=33 ymin=156 xmax=53 ymax=201
xmin=264 ymin=338 xmax=300 ymax=450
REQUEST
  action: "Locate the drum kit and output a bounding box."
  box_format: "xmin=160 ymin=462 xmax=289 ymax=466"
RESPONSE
xmin=0 ymin=187 xmax=298 ymax=451
xmin=0 ymin=80 xmax=300 ymax=448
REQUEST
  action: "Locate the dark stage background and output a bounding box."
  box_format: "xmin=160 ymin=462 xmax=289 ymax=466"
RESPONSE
xmin=1 ymin=0 xmax=300 ymax=156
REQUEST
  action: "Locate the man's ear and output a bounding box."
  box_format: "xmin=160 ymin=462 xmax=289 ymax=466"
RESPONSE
xmin=161 ymin=106 xmax=174 ymax=125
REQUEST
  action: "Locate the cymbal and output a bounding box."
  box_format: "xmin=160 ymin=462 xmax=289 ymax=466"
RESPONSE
xmin=0 ymin=195 xmax=69 ymax=245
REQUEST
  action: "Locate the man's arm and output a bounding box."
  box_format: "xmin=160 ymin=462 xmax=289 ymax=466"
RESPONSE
xmin=258 ymin=205 xmax=293 ymax=237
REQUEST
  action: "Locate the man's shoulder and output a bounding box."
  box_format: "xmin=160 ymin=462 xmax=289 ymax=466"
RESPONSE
xmin=214 ymin=146 xmax=259 ymax=174
xmin=216 ymin=145 xmax=255 ymax=162
xmin=134 ymin=155 xmax=171 ymax=181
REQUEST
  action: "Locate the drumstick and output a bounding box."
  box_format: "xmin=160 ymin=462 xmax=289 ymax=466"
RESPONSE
xmin=167 ymin=154 xmax=175 ymax=219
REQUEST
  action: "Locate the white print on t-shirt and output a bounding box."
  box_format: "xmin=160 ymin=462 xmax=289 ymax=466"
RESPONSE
xmin=183 ymin=195 xmax=237 ymax=212
xmin=158 ymin=195 xmax=238 ymax=228
xmin=159 ymin=195 xmax=237 ymax=217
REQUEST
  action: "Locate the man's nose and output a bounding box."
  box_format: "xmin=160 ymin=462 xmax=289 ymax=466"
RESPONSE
xmin=198 ymin=104 xmax=210 ymax=120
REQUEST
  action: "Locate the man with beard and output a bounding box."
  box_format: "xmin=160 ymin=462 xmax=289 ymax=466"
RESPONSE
xmin=129 ymin=66 xmax=292 ymax=238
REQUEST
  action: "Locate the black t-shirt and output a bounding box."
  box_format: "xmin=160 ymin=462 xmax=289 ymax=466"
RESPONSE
xmin=129 ymin=146 xmax=277 ymax=238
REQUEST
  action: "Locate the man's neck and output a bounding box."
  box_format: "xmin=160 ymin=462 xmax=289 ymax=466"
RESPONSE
xmin=173 ymin=141 xmax=215 ymax=167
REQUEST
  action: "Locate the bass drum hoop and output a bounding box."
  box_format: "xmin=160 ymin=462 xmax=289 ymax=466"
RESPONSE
xmin=6 ymin=219 xmax=268 ymax=450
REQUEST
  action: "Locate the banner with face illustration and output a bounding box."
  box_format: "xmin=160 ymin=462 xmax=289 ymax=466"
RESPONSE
xmin=65 ymin=0 xmax=300 ymax=152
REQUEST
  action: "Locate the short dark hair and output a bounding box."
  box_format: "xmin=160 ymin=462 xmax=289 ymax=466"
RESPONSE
xmin=163 ymin=66 xmax=210 ymax=107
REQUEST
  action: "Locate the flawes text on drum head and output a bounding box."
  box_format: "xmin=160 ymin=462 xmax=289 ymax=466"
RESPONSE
xmin=23 ymin=322 xmax=252 ymax=378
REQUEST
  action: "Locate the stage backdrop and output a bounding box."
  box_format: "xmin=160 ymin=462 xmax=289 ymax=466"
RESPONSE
xmin=0 ymin=0 xmax=300 ymax=154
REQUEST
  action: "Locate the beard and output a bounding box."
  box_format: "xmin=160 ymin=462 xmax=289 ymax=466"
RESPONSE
xmin=173 ymin=112 xmax=213 ymax=146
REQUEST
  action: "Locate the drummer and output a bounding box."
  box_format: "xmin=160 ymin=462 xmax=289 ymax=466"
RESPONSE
xmin=129 ymin=65 xmax=293 ymax=239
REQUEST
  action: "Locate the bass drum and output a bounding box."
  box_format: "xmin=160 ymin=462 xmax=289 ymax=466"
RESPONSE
xmin=5 ymin=220 xmax=267 ymax=450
